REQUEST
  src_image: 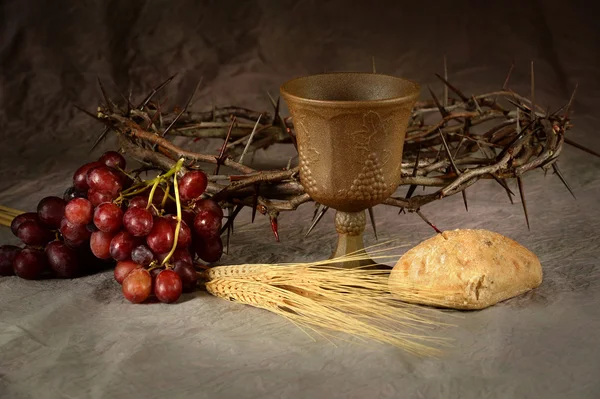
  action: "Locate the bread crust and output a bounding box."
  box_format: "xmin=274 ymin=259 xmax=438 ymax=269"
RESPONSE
xmin=389 ymin=229 xmax=543 ymax=310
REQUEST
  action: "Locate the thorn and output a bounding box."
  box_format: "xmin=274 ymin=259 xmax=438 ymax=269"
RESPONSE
xmin=439 ymin=129 xmax=460 ymax=174
xmin=372 ymin=56 xmax=377 ymax=73
xmin=443 ymin=56 xmax=448 ymax=107
xmin=97 ymin=78 xmax=113 ymax=112
xmin=306 ymin=206 xmax=329 ymax=238
xmin=89 ymin=126 xmax=110 ymax=153
xmin=531 ymin=61 xmax=535 ymax=121
xmin=238 ymin=114 xmax=263 ymax=164
xmin=251 ymin=183 xmax=260 ymax=223
xmin=270 ymin=214 xmax=280 ymax=242
xmin=428 ymin=86 xmax=450 ymax=118
xmin=488 ymin=173 xmax=515 ymax=203
xmin=161 ymin=78 xmax=202 ymax=138
xmin=564 ymin=83 xmax=579 ymax=120
xmin=367 ymin=207 xmax=378 ymax=240
xmin=564 ymin=138 xmax=600 ymax=159
xmin=552 ymin=163 xmax=576 ymax=199
xmin=214 ymin=116 xmax=237 ymax=175
xmin=434 ymin=73 xmax=469 ymax=102
xmin=472 ymin=95 xmax=483 ymax=114
xmin=516 ymin=177 xmax=530 ymax=231
xmin=115 ymin=87 xmax=133 ymax=116
xmin=399 ymin=145 xmax=421 ymax=214
xmin=502 ymin=63 xmax=515 ymax=90
xmin=416 ymin=209 xmax=442 ymax=234
xmin=312 ymin=203 xmax=321 ymax=222
xmin=137 ymin=74 xmax=177 ymax=110
xmin=505 ymin=98 xmax=531 ymax=114
xmin=220 ymin=204 xmax=243 ymax=236
xmin=461 ymin=191 xmax=469 ymax=212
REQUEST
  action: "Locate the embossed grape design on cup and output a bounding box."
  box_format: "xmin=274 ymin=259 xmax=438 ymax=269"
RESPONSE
xmin=281 ymin=72 xmax=420 ymax=268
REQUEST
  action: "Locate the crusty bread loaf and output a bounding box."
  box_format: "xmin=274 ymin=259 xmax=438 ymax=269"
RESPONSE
xmin=388 ymin=229 xmax=543 ymax=310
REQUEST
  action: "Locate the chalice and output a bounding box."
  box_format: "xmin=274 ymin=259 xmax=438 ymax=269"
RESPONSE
xmin=280 ymin=72 xmax=420 ymax=268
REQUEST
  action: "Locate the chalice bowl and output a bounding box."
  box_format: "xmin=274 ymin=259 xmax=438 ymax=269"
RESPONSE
xmin=280 ymin=72 xmax=420 ymax=268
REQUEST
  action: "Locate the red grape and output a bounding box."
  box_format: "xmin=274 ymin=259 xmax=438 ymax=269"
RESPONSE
xmin=90 ymin=230 xmax=115 ymax=259
xmin=45 ymin=241 xmax=81 ymax=278
xmin=123 ymin=207 xmax=154 ymax=237
xmin=37 ymin=196 xmax=66 ymax=228
xmin=88 ymin=190 xmax=115 ymax=207
xmin=146 ymin=217 xmax=174 ymax=254
xmin=173 ymin=260 xmax=198 ymax=292
xmin=154 ymin=269 xmax=182 ymax=303
xmin=63 ymin=186 xmax=87 ymax=202
xmin=16 ymin=220 xmax=54 ymax=246
xmin=131 ymin=244 xmax=155 ymax=266
xmin=181 ymin=209 xmax=196 ymax=229
xmin=193 ymin=209 xmax=222 ymax=239
xmin=73 ymin=161 xmax=103 ymax=191
xmin=87 ymin=166 xmax=123 ymax=196
xmin=128 ymin=196 xmax=149 ymax=209
xmin=59 ymin=217 xmax=91 ymax=247
xmin=10 ymin=212 xmax=39 ymax=236
xmin=0 ymin=245 xmax=21 ymax=276
xmin=166 ymin=216 xmax=192 ymax=249
xmin=99 ymin=151 xmax=126 ymax=170
xmin=109 ymin=231 xmax=139 ymax=261
xmin=194 ymin=236 xmax=223 ymax=263
xmin=122 ymin=268 xmax=152 ymax=304
xmin=93 ymin=202 xmax=123 ymax=233
xmin=178 ymin=170 xmax=208 ymax=201
xmin=114 ymin=260 xmax=141 ymax=284
xmin=12 ymin=248 xmax=47 ymax=280
xmin=193 ymin=199 xmax=223 ymax=219
xmin=65 ymin=198 xmax=94 ymax=225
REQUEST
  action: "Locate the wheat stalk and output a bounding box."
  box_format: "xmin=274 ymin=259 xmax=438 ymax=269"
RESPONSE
xmin=202 ymin=245 xmax=459 ymax=357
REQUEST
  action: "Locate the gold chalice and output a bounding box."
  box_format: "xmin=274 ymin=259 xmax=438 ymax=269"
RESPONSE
xmin=280 ymin=72 xmax=420 ymax=268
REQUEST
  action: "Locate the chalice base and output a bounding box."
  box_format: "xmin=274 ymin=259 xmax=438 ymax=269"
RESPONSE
xmin=327 ymin=210 xmax=382 ymax=269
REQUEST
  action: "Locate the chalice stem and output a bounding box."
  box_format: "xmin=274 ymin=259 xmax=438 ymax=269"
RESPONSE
xmin=330 ymin=210 xmax=376 ymax=268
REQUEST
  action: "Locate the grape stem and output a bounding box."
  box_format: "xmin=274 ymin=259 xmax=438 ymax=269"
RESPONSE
xmin=160 ymin=158 xmax=185 ymax=267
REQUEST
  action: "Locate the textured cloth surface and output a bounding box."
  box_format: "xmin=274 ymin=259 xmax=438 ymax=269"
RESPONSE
xmin=1 ymin=1 xmax=600 ymax=398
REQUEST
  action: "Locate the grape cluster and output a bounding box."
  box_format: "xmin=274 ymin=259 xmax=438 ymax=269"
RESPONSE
xmin=0 ymin=151 xmax=225 ymax=305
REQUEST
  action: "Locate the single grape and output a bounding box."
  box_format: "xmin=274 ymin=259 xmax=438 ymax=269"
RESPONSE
xmin=181 ymin=209 xmax=196 ymax=229
xmin=99 ymin=151 xmax=127 ymax=170
xmin=173 ymin=260 xmax=198 ymax=292
xmin=0 ymin=245 xmax=21 ymax=276
xmin=88 ymin=190 xmax=116 ymax=207
xmin=114 ymin=260 xmax=141 ymax=284
xmin=146 ymin=217 xmax=174 ymax=254
xmin=122 ymin=268 xmax=152 ymax=304
xmin=86 ymin=165 xmax=123 ymax=196
xmin=45 ymin=241 xmax=81 ymax=278
xmin=193 ymin=198 xmax=224 ymax=219
xmin=154 ymin=269 xmax=182 ymax=303
xmin=73 ymin=161 xmax=103 ymax=191
xmin=194 ymin=235 xmax=223 ymax=263
xmin=131 ymin=244 xmax=155 ymax=266
xmin=59 ymin=217 xmax=92 ymax=247
xmin=178 ymin=170 xmax=208 ymax=201
xmin=65 ymin=197 xmax=94 ymax=225
xmin=63 ymin=186 xmax=87 ymax=202
xmin=12 ymin=248 xmax=47 ymax=280
xmin=166 ymin=216 xmax=192 ymax=249
xmin=37 ymin=196 xmax=66 ymax=229
xmin=193 ymin=209 xmax=222 ymax=239
xmin=123 ymin=207 xmax=154 ymax=237
xmin=93 ymin=202 xmax=123 ymax=233
xmin=10 ymin=212 xmax=39 ymax=236
xmin=86 ymin=222 xmax=99 ymax=233
xmin=109 ymin=231 xmax=139 ymax=261
xmin=128 ymin=196 xmax=149 ymax=209
xmin=16 ymin=220 xmax=54 ymax=247
xmin=90 ymin=230 xmax=116 ymax=259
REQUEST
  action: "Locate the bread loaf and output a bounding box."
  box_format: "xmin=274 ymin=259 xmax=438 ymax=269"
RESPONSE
xmin=389 ymin=229 xmax=543 ymax=310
